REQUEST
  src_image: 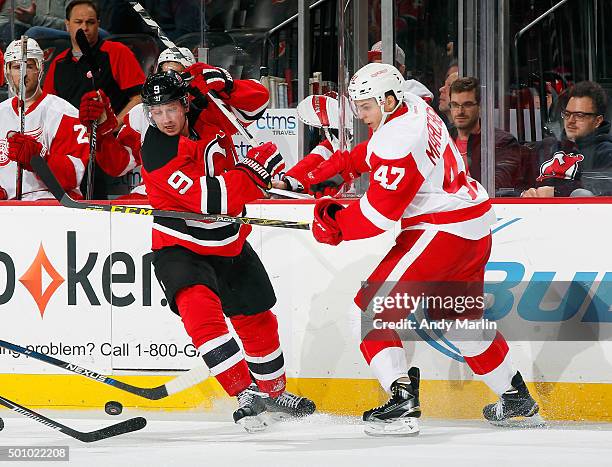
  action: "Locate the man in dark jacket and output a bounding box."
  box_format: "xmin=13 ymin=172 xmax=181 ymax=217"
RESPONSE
xmin=448 ymin=77 xmax=535 ymax=193
xmin=523 ymin=80 xmax=612 ymax=197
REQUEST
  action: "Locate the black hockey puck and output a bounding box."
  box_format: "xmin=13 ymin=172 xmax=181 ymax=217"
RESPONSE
xmin=104 ymin=401 xmax=123 ymax=416
xmin=0 ymin=417 xmax=4 ymax=431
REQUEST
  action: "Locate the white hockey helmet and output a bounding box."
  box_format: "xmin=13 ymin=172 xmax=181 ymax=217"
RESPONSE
xmin=156 ymin=47 xmax=196 ymax=71
xmin=4 ymin=38 xmax=45 ymax=96
xmin=348 ymin=63 xmax=405 ymax=130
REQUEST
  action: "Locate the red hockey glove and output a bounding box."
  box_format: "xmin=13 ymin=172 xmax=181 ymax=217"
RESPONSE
xmin=312 ymin=198 xmax=345 ymax=245
xmin=236 ymin=142 xmax=285 ymax=189
xmin=0 ymin=185 xmax=7 ymax=200
xmin=79 ymin=89 xmax=117 ymax=136
xmin=7 ymin=132 xmax=43 ymax=171
xmin=185 ymin=63 xmax=234 ymax=98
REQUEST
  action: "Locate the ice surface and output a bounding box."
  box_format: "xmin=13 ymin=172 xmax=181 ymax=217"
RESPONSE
xmin=1 ymin=411 xmax=611 ymax=467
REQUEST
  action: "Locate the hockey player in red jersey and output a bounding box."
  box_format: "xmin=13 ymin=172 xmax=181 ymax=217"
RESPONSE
xmin=89 ymin=69 xmax=315 ymax=431
xmin=77 ymin=47 xmax=198 ymax=199
xmin=307 ymin=63 xmax=541 ymax=435
xmin=0 ymin=38 xmax=89 ymax=200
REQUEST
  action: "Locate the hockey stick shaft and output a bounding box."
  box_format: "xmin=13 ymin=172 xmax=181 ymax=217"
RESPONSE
xmin=15 ymin=35 xmax=28 ymax=201
xmin=76 ymin=29 xmax=98 ymax=200
xmin=0 ymin=338 xmax=209 ymax=400
xmin=0 ymin=394 xmax=146 ymax=442
xmin=30 ymin=155 xmax=310 ymax=229
xmin=129 ymin=2 xmax=257 ymax=144
xmin=86 ymin=120 xmax=97 ymax=199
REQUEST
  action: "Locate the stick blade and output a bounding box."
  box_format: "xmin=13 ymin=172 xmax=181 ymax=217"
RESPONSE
xmin=75 ymin=416 xmax=147 ymax=443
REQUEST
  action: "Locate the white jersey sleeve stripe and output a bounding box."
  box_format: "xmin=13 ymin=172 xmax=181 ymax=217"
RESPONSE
xmin=360 ymin=192 xmax=397 ymax=231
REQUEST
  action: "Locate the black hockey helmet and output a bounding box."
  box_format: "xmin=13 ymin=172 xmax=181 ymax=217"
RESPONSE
xmin=141 ymin=69 xmax=189 ymax=107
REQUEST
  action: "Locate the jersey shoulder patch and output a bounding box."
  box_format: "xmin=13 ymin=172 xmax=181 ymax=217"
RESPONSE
xmin=141 ymin=127 xmax=180 ymax=172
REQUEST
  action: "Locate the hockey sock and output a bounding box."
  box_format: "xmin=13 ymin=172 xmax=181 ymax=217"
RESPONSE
xmin=360 ymin=328 xmax=409 ymax=393
xmin=452 ymin=330 xmax=515 ymax=395
xmin=230 ymin=311 xmax=286 ymax=397
xmin=176 ymin=285 xmax=251 ymax=396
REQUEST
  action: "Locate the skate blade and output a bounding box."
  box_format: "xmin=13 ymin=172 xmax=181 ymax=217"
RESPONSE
xmin=489 ymin=413 xmax=546 ymax=428
xmin=364 ymin=417 xmax=420 ymax=437
xmin=236 ymin=414 xmax=269 ymax=433
xmin=267 ymin=410 xmax=314 ymax=422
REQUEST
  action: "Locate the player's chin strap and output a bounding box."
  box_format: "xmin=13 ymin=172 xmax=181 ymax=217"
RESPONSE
xmin=375 ymin=99 xmax=403 ymax=132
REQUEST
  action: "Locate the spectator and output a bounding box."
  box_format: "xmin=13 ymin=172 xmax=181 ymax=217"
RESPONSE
xmin=0 ymin=1 xmax=109 ymax=44
xmin=43 ymin=0 xmax=144 ymax=127
xmin=449 ymin=77 xmax=534 ymax=192
xmin=0 ymin=38 xmax=89 ymax=200
xmin=438 ymin=60 xmax=458 ymax=128
xmin=522 ymin=80 xmax=612 ymax=197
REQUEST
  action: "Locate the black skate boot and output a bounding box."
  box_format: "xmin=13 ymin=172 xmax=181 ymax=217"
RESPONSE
xmin=233 ymin=384 xmax=269 ymax=433
xmin=363 ymin=367 xmax=421 ymax=437
xmin=483 ymin=371 xmax=544 ymax=427
xmin=264 ymin=390 xmax=316 ymax=420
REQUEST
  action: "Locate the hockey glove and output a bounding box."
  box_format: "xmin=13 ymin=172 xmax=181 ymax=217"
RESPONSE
xmin=312 ymin=198 xmax=345 ymax=245
xmin=0 ymin=185 xmax=7 ymax=200
xmin=185 ymin=63 xmax=234 ymax=99
xmin=7 ymin=132 xmax=43 ymax=171
xmin=306 ymin=150 xmax=358 ymax=198
xmin=79 ymin=89 xmax=117 ymax=136
xmin=310 ymin=174 xmax=347 ymax=199
xmin=236 ymin=142 xmax=285 ymax=190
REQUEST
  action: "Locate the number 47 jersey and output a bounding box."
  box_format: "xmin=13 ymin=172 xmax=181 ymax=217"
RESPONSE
xmin=335 ymin=91 xmax=495 ymax=241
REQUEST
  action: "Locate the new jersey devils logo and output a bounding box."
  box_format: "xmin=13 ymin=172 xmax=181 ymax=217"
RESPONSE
xmin=536 ymin=151 xmax=584 ymax=181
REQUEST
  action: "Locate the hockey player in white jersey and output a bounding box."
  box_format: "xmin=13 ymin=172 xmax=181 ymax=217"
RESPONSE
xmin=0 ymin=38 xmax=89 ymax=200
xmin=307 ymin=63 xmax=541 ymax=435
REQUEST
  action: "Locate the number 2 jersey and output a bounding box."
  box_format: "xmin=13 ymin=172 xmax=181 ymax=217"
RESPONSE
xmin=0 ymin=93 xmax=89 ymax=200
xmin=335 ymin=91 xmax=495 ymax=241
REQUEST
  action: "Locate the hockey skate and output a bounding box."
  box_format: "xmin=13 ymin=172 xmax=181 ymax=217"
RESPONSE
xmin=363 ymin=367 xmax=421 ymax=437
xmin=233 ymin=385 xmax=269 ymax=433
xmin=264 ymin=390 xmax=316 ymax=421
xmin=483 ymin=371 xmax=544 ymax=428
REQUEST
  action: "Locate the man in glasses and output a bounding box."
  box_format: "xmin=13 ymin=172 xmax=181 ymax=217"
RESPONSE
xmin=523 ymin=80 xmax=612 ymax=197
xmin=449 ymin=77 xmax=534 ymax=194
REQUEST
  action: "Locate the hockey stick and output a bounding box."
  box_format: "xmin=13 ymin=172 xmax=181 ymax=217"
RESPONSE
xmin=128 ymin=3 xmax=256 ymax=149
xmin=128 ymin=3 xmax=310 ymax=202
xmin=30 ymin=155 xmax=310 ymax=230
xmin=76 ymin=29 xmax=98 ymax=200
xmin=15 ymin=35 xmax=28 ymax=201
xmin=0 ymin=338 xmax=210 ymax=400
xmin=0 ymin=394 xmax=146 ymax=442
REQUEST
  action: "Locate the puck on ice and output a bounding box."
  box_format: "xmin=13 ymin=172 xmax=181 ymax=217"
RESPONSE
xmin=104 ymin=401 xmax=123 ymax=416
